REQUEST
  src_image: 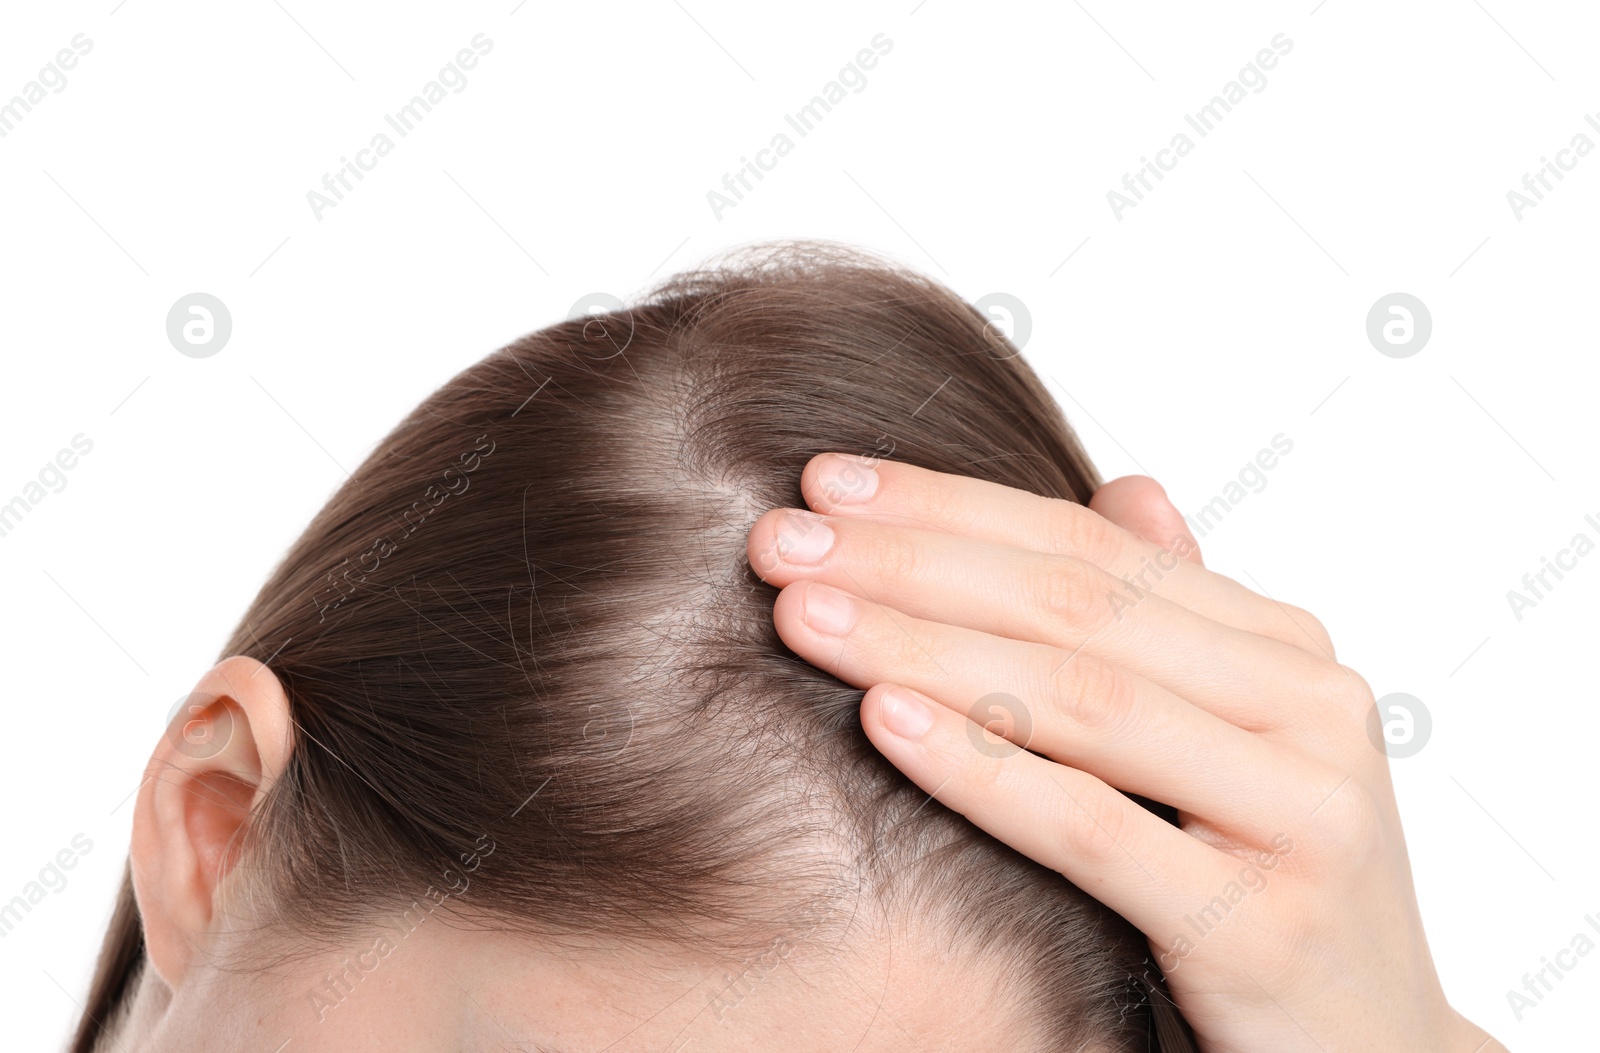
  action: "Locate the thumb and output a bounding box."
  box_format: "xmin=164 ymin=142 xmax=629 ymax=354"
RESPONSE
xmin=1088 ymin=475 xmax=1203 ymax=567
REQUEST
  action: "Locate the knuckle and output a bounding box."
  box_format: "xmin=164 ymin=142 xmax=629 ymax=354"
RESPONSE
xmin=1036 ymin=557 xmax=1115 ymax=635
xmin=1301 ymin=775 xmax=1383 ymax=857
xmin=1048 ymin=653 xmax=1136 ymax=735
xmin=1047 ymin=781 xmax=1130 ymax=865
xmin=1302 ymin=658 xmax=1373 ymax=722
xmin=1337 ymin=667 xmax=1380 ymax=733
xmin=1043 ymin=500 xmax=1117 ymax=561
xmin=1333 ymin=665 xmax=1377 ymax=724
xmin=892 ymin=620 xmax=936 ymax=668
xmin=1337 ymin=664 xmax=1376 ymax=706
xmin=868 ymin=525 xmax=923 ymax=589
xmin=915 ymin=478 xmax=965 ymax=528
xmin=1281 ymin=602 xmax=1336 ymax=658
xmin=952 ymin=739 xmax=1010 ymax=795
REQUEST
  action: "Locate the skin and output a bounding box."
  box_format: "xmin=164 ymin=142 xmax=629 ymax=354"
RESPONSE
xmin=114 ymin=658 xmax=1074 ymax=1052
xmin=745 ymin=452 xmax=1510 ymax=1053
xmin=114 ymin=455 xmax=1508 ymax=1051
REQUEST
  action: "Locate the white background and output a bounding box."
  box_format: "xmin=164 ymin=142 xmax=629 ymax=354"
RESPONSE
xmin=1 ymin=0 xmax=1595 ymax=1048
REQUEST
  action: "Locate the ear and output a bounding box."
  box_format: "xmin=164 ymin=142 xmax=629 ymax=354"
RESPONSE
xmin=130 ymin=655 xmax=293 ymax=989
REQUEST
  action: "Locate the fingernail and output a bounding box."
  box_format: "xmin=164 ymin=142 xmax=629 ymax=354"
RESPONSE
xmin=815 ymin=454 xmax=879 ymax=507
xmin=803 ymin=583 xmax=856 ymax=636
xmin=880 ymin=686 xmax=934 ymax=740
xmin=776 ymin=511 xmax=835 ymax=565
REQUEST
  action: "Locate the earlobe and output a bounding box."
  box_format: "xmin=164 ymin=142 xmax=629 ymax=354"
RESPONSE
xmin=129 ymin=655 xmax=293 ymax=989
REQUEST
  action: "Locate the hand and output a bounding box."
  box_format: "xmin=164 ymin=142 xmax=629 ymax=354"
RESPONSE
xmin=746 ymin=454 xmax=1506 ymax=1053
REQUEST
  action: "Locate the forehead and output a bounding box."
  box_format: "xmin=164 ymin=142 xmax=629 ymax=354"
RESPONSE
xmin=263 ymin=919 xmax=1050 ymax=1053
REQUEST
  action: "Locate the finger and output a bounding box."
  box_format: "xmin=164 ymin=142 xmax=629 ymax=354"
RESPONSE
xmin=858 ymin=681 xmax=1237 ymax=935
xmin=797 ymin=454 xmax=1331 ymax=658
xmin=1088 ymin=475 xmax=1203 ymax=567
xmin=749 ymin=510 xmax=1333 ymax=733
xmin=775 ymin=581 xmax=1310 ymax=841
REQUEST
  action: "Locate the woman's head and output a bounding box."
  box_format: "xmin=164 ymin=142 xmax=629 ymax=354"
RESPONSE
xmin=81 ymin=241 xmax=1191 ymax=1051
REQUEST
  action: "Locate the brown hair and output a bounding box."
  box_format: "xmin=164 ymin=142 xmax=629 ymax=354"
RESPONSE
xmin=75 ymin=240 xmax=1194 ymax=1051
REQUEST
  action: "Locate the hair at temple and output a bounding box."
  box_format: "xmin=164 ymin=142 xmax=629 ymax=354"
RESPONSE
xmin=75 ymin=240 xmax=1195 ymax=1052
